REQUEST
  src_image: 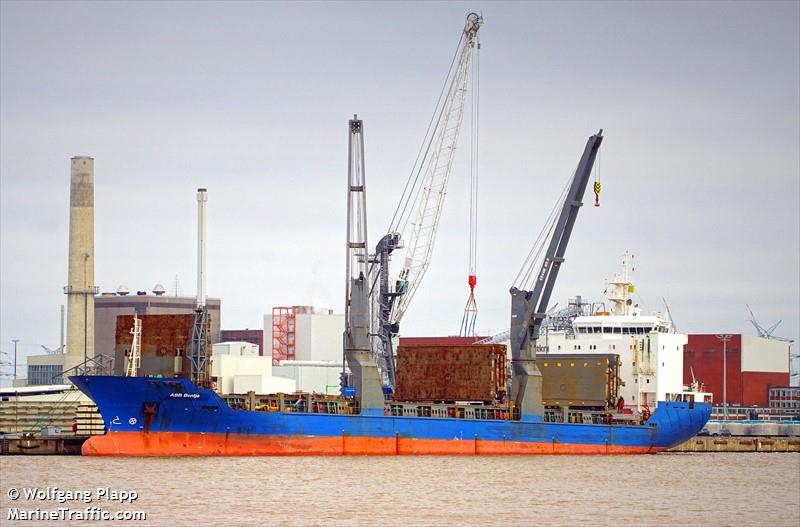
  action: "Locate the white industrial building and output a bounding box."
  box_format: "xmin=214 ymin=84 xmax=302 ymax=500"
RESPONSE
xmin=210 ymin=342 xmax=295 ymax=395
xmin=264 ymin=306 xmax=345 ymax=394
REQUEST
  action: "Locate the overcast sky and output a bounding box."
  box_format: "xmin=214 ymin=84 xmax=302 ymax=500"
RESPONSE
xmin=1 ymin=1 xmax=798 ymax=384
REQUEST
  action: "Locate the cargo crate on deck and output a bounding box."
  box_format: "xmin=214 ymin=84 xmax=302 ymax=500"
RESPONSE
xmin=394 ymin=344 xmax=507 ymax=402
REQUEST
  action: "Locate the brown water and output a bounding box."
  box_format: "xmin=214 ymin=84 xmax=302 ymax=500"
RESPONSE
xmin=1 ymin=453 xmax=798 ymax=526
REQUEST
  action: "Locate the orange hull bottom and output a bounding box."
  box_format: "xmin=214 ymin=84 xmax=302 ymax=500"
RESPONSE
xmin=82 ymin=432 xmax=663 ymax=456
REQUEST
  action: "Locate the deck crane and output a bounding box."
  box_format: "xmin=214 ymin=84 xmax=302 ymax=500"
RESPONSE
xmin=509 ymin=131 xmax=603 ymax=418
xmin=369 ymin=12 xmax=483 ymax=388
xmin=344 ymin=115 xmax=385 ymax=412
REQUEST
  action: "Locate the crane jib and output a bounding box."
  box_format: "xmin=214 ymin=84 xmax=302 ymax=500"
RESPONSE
xmin=510 ymin=131 xmax=603 ymax=361
xmin=367 ymin=13 xmax=484 ymax=388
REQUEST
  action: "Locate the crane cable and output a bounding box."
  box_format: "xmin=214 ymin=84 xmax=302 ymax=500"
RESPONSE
xmin=460 ymin=34 xmax=480 ymax=336
xmin=513 ymin=163 xmax=577 ymax=291
xmin=469 ymin=34 xmax=480 ymax=287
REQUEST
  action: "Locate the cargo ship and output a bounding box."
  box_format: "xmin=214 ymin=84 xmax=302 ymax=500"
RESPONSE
xmin=71 ymin=374 xmax=710 ymax=455
xmin=70 ymin=123 xmax=711 ymax=456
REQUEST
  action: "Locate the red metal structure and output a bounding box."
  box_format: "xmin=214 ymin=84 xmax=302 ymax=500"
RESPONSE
xmin=271 ymin=307 xmax=296 ymax=366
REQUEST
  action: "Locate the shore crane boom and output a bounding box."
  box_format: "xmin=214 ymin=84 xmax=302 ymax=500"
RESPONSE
xmin=509 ymin=131 xmax=603 ymax=417
xmin=370 ymin=12 xmax=483 ymax=387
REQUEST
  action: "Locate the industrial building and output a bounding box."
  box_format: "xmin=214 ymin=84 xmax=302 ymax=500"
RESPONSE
xmin=265 ymin=306 xmax=344 ymax=394
xmin=683 ymin=334 xmax=791 ymax=407
xmin=26 ymin=354 xmax=68 ymax=386
xmin=210 ymin=341 xmax=295 ymax=395
xmin=768 ymin=386 xmax=800 ymax=412
xmin=112 ymin=313 xmax=197 ymax=377
xmin=20 ymin=291 xmax=220 ymax=386
xmin=95 ymin=290 xmax=221 ymax=358
xmin=220 ymin=329 xmax=264 ymax=355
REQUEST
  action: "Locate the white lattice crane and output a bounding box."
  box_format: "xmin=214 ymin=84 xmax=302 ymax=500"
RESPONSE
xmin=369 ymin=12 xmax=483 ymax=387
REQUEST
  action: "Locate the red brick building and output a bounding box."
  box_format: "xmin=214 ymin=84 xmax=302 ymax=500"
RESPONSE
xmin=683 ymin=334 xmax=790 ymax=407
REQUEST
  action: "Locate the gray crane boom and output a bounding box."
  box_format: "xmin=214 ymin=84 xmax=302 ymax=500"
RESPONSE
xmin=343 ymin=115 xmax=384 ymax=412
xmin=509 ymin=130 xmax=603 ymax=418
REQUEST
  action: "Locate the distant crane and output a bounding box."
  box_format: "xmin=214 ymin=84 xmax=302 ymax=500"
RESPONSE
xmin=746 ymin=304 xmax=792 ymax=341
xmin=662 ymin=297 xmax=677 ymax=333
xmin=369 ymin=13 xmax=483 ymax=388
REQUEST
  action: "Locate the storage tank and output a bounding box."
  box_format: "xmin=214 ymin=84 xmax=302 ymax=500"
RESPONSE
xmin=751 ymin=422 xmax=780 ymax=436
xmin=725 ymin=422 xmax=751 ymax=436
xmin=779 ymin=423 xmax=800 ymax=437
xmin=705 ymin=422 xmax=722 ymax=435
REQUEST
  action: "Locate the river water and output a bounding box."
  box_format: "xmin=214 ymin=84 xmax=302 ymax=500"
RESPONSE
xmin=1 ymin=453 xmax=798 ymax=526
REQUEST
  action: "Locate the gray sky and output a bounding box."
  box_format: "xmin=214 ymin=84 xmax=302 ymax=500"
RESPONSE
xmin=1 ymin=1 xmax=798 ymax=383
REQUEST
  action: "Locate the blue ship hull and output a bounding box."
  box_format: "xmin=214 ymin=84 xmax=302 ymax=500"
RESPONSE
xmin=71 ymin=376 xmax=710 ymax=456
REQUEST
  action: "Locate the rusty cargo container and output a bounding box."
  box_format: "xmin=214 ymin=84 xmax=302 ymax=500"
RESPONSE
xmin=536 ymin=353 xmax=620 ymax=408
xmin=113 ymin=314 xmax=209 ymax=378
xmin=394 ymin=344 xmax=507 ymax=402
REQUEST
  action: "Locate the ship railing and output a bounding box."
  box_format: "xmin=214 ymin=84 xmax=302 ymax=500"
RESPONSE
xmin=57 ymin=354 xmax=115 ymax=384
xmin=384 ymin=402 xmax=519 ymax=421
xmin=609 ymin=405 xmax=648 ymax=425
xmin=544 ymin=405 xmax=648 ymax=425
xmin=223 ymin=393 xmax=361 ymax=415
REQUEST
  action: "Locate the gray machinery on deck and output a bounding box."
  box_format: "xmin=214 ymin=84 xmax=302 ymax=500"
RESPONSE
xmin=509 ymin=131 xmax=604 ymax=418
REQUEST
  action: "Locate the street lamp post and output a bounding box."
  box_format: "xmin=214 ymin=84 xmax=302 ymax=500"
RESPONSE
xmin=11 ymin=339 xmax=19 ymax=381
xmin=715 ymin=334 xmax=732 ymax=430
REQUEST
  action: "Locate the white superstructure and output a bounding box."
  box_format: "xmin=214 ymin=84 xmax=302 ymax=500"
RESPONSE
xmin=543 ymin=252 xmax=688 ymax=408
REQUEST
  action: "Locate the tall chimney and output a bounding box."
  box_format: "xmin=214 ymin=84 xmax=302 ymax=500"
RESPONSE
xmin=64 ymin=156 xmax=96 ymax=372
xmin=196 ymin=188 xmax=207 ymax=308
